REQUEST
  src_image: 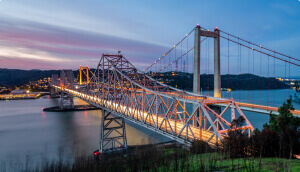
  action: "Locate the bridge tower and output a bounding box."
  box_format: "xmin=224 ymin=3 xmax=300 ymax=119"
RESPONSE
xmin=193 ymin=25 xmax=221 ymax=98
xmin=99 ymin=109 xmax=127 ymax=153
xmin=50 ymin=74 xmax=59 ymax=98
xmin=60 ymin=69 xmax=75 ymax=109
xmin=60 ymin=92 xmax=74 ymax=109
xmin=79 ymin=65 xmax=90 ymax=85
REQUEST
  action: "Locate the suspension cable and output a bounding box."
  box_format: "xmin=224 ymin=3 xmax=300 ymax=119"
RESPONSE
xmin=227 ymin=34 xmax=230 ymax=98
xmin=220 ymin=35 xmax=300 ymax=67
xmin=144 ymin=28 xmax=195 ymax=72
xmin=219 ymin=30 xmax=300 ymax=62
xmin=155 ymin=37 xmax=208 ymax=74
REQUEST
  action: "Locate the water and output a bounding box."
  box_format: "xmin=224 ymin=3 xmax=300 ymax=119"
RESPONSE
xmin=0 ymin=89 xmax=299 ymax=170
xmin=203 ymin=89 xmax=299 ymax=110
xmin=0 ymin=97 xmax=170 ymax=170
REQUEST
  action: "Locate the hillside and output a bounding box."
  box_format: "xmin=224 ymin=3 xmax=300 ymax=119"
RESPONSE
xmin=151 ymin=72 xmax=290 ymax=91
xmin=0 ymin=69 xmax=291 ymax=90
xmin=0 ymin=68 xmax=61 ymax=86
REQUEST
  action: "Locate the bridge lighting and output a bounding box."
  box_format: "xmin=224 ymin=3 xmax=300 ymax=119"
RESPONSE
xmin=260 ymin=45 xmax=262 ymax=48
xmin=215 ymin=27 xmax=218 ymax=31
xmin=252 ymin=48 xmax=254 ymax=50
xmin=186 ymin=34 xmax=188 ymax=36
xmin=174 ymin=45 xmax=176 ymax=47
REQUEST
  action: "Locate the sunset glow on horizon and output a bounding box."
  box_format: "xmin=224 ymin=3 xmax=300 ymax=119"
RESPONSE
xmin=0 ymin=0 xmax=299 ymax=71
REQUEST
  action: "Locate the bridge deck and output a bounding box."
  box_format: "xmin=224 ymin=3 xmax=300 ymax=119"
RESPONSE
xmin=54 ymin=86 xmax=223 ymax=145
xmin=235 ymin=102 xmax=300 ymax=116
xmin=154 ymin=92 xmax=300 ymax=116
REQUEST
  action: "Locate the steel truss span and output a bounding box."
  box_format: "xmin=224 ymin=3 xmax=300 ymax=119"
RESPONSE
xmin=51 ymin=54 xmax=254 ymax=146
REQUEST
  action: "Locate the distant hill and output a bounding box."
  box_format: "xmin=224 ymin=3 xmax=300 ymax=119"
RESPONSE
xmin=0 ymin=69 xmax=291 ymax=90
xmin=0 ymin=68 xmax=61 ymax=86
xmin=151 ymin=72 xmax=290 ymax=91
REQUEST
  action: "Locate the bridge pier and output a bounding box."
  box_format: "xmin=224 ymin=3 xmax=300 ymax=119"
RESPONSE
xmin=49 ymin=87 xmax=59 ymax=98
xmin=50 ymin=74 xmax=59 ymax=98
xmin=99 ymin=109 xmax=127 ymax=153
xmin=60 ymin=92 xmax=74 ymax=109
xmin=213 ymin=29 xmax=221 ymax=98
xmin=193 ymin=25 xmax=201 ymax=94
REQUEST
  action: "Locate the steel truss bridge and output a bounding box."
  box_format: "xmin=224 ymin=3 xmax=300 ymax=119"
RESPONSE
xmin=50 ymin=25 xmax=300 ymax=150
xmin=52 ymin=53 xmax=254 ymax=147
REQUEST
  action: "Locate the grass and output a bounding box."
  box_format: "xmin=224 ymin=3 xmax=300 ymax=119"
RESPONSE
xmin=155 ymin=148 xmax=300 ymax=171
xmin=3 ymin=143 xmax=299 ymax=171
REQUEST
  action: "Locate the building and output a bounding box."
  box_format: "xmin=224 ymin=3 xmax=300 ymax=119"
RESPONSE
xmin=11 ymin=89 xmax=27 ymax=94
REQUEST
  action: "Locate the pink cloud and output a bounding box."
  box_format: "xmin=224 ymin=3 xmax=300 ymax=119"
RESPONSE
xmin=0 ymin=17 xmax=169 ymax=70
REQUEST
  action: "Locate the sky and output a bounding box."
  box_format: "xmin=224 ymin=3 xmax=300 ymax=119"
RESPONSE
xmin=0 ymin=0 xmax=299 ymax=73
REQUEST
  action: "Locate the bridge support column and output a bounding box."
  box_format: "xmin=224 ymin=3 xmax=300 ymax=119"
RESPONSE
xmin=60 ymin=92 xmax=74 ymax=109
xmin=214 ymin=29 xmax=221 ymax=98
xmin=99 ymin=109 xmax=127 ymax=153
xmin=193 ymin=25 xmax=201 ymax=94
xmin=50 ymin=87 xmax=59 ymax=98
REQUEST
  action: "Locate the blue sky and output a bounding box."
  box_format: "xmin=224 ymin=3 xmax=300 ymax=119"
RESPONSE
xmin=0 ymin=0 xmax=299 ymax=73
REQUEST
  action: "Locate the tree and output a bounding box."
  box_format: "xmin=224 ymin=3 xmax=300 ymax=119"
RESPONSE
xmin=293 ymin=81 xmax=300 ymax=104
xmin=223 ymin=116 xmax=251 ymax=158
xmin=263 ymin=99 xmax=300 ymax=158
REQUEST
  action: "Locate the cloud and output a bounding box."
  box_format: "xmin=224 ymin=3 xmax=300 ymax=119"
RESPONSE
xmin=0 ymin=16 xmax=169 ymax=70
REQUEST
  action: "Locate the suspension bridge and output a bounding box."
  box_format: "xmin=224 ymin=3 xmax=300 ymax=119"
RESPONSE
xmin=50 ymin=24 xmax=300 ymax=152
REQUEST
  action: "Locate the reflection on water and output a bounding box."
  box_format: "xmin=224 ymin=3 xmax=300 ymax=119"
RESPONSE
xmin=0 ymin=97 xmax=170 ymax=170
xmin=0 ymin=89 xmax=298 ymax=170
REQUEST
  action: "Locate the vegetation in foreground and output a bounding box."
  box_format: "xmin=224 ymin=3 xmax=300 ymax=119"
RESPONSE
xmin=15 ymin=144 xmax=298 ymax=172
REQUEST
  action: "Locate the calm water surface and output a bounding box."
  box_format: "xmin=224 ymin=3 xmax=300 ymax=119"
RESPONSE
xmin=0 ymin=89 xmax=299 ymax=170
xmin=0 ymin=97 xmax=170 ymax=170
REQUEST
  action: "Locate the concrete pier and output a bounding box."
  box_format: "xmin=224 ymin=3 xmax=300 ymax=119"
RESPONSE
xmin=193 ymin=25 xmax=201 ymax=94
xmin=214 ymin=29 xmax=221 ymax=98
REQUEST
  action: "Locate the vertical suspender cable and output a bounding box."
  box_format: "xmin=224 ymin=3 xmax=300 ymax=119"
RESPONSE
xmin=273 ymin=53 xmax=275 ymax=107
xmin=289 ymin=57 xmax=290 ymax=100
xmin=207 ymin=38 xmax=210 ymax=96
xmin=268 ymin=55 xmax=270 ymax=107
xmin=175 ymin=46 xmax=176 ymax=73
xmin=248 ymin=43 xmax=250 ymax=102
xmin=285 ymin=62 xmax=286 ymax=100
xmin=228 ymin=34 xmax=230 ymax=98
xmin=253 ymin=49 xmax=254 ymax=104
xmin=187 ymin=36 xmax=189 ymax=91
xmin=238 ymin=39 xmax=240 ymax=101
xmin=181 ymin=41 xmax=183 ymax=90
xmin=240 ymin=41 xmax=242 ymax=100
xmin=260 ymin=48 xmax=262 ymax=106
xmin=236 ymin=39 xmax=239 ymax=101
